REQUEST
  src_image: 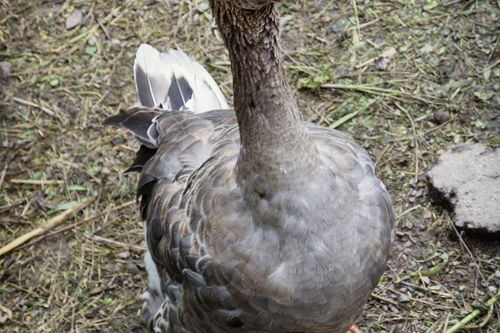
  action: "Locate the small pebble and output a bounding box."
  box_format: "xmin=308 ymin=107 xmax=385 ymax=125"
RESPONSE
xmin=330 ymin=23 xmax=342 ymax=34
xmin=118 ymin=251 xmax=130 ymax=259
xmin=280 ymin=15 xmax=293 ymax=26
xmin=88 ymin=36 xmax=98 ymax=46
xmin=110 ymin=39 xmax=121 ymax=51
xmin=66 ymin=10 xmax=83 ymax=30
xmin=0 ymin=61 xmax=12 ymax=78
xmin=398 ymin=295 xmax=410 ymax=303
xmin=420 ymin=276 xmax=430 ymax=285
xmin=196 ymin=2 xmax=209 ymax=12
xmin=434 ymin=110 xmax=450 ymax=124
xmin=128 ymin=263 xmax=140 ymax=275
xmin=3 ymin=256 xmax=16 ymax=268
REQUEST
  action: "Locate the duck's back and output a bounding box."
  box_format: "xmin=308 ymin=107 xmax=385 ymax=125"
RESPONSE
xmin=106 ymin=45 xmax=392 ymax=333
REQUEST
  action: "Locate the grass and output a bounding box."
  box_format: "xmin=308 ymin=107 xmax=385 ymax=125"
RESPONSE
xmin=1 ymin=0 xmax=499 ymax=332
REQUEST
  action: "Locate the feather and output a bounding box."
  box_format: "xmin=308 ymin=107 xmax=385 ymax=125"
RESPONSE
xmin=134 ymin=43 xmax=229 ymax=113
xmin=134 ymin=44 xmax=165 ymax=108
xmin=168 ymin=74 xmax=193 ymax=110
xmin=104 ymin=107 xmax=161 ymax=148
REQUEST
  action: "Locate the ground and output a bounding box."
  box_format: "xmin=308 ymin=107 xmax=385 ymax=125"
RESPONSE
xmin=0 ymin=0 xmax=499 ymax=332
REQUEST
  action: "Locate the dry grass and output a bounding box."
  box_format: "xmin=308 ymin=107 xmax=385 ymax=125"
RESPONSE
xmin=1 ymin=0 xmax=499 ymax=332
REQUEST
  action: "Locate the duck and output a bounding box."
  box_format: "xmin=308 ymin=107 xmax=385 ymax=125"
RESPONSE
xmin=105 ymin=1 xmax=393 ymax=332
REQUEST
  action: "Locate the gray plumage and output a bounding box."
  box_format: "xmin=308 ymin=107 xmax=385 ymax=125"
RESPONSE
xmin=105 ymin=2 xmax=393 ymax=332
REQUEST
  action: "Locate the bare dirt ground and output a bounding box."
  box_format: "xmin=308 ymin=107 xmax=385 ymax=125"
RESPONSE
xmin=1 ymin=0 xmax=499 ymax=332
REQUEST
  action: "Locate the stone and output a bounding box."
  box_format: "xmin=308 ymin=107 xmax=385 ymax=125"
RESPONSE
xmin=66 ymin=10 xmax=83 ymax=30
xmin=280 ymin=15 xmax=293 ymax=26
xmin=426 ymin=143 xmax=500 ymax=234
xmin=117 ymin=251 xmax=130 ymax=259
xmin=434 ymin=110 xmax=450 ymax=124
xmin=0 ymin=61 xmax=12 ymax=78
xmin=110 ymin=38 xmax=121 ymax=51
xmin=196 ymin=2 xmax=209 ymax=12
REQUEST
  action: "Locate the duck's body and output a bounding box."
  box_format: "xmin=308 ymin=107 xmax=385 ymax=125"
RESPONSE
xmin=106 ymin=1 xmax=393 ymax=332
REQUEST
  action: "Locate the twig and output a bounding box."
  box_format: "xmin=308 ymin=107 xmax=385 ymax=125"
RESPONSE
xmin=351 ymin=0 xmax=361 ymax=46
xmin=97 ymin=18 xmax=111 ymax=40
xmin=371 ymin=293 xmax=399 ymax=306
xmin=396 ymin=205 xmax=422 ymax=220
xmin=0 ymin=158 xmax=8 ymax=191
xmin=0 ymin=152 xmax=15 ymax=191
xmin=463 ymin=297 xmax=496 ymax=329
xmin=375 ymin=144 xmax=393 ymax=167
xmin=321 ymin=83 xmax=437 ymax=104
xmin=11 ymin=97 xmax=56 ymax=117
xmin=329 ymin=98 xmax=377 ymax=129
xmin=84 ymin=234 xmax=145 ymax=253
xmin=329 ymin=111 xmax=360 ymax=129
xmin=445 ymin=294 xmax=500 ymax=333
xmin=409 ymin=254 xmax=448 ymax=278
xmin=0 ymin=304 xmax=13 ymax=322
xmin=0 ymin=197 xmax=94 ymax=257
xmin=22 ymin=200 xmax=135 ymax=249
xmin=9 ymin=179 xmax=64 ymax=185
xmin=395 ymin=102 xmax=419 ymax=182
xmin=53 ymin=6 xmax=121 ymax=53
xmin=447 ymin=216 xmax=488 ymax=284
xmin=345 ymin=18 xmax=379 ymax=33
xmin=0 ymin=199 xmax=26 ymax=215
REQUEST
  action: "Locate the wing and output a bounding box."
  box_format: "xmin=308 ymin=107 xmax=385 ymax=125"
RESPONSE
xmin=106 ymin=104 xmax=240 ymax=330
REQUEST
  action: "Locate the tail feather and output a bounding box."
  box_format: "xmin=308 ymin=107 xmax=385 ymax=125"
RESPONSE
xmin=134 ymin=44 xmax=229 ymax=112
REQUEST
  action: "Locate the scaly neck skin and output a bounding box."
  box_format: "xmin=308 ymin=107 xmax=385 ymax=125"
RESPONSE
xmin=210 ymin=1 xmax=318 ymax=189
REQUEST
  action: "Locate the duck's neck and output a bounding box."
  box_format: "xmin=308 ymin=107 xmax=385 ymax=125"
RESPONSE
xmin=210 ymin=1 xmax=317 ymax=186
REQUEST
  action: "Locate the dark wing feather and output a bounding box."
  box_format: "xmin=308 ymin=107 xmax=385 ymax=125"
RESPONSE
xmin=168 ymin=75 xmax=193 ymax=110
xmin=134 ymin=64 xmax=157 ymax=107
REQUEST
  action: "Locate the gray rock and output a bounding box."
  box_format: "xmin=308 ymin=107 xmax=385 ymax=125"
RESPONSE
xmin=434 ymin=110 xmax=451 ymax=124
xmin=426 ymin=143 xmax=500 ymax=234
xmin=110 ymin=38 xmax=121 ymax=51
xmin=117 ymin=251 xmax=130 ymax=259
xmin=196 ymin=2 xmax=209 ymax=12
xmin=66 ymin=10 xmax=83 ymax=30
xmin=0 ymin=61 xmax=12 ymax=78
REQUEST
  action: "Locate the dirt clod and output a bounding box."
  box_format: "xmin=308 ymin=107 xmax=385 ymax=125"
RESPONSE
xmin=427 ymin=143 xmax=500 ymax=234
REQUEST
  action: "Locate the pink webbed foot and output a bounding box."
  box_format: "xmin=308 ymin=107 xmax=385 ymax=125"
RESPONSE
xmin=346 ymin=325 xmax=362 ymax=333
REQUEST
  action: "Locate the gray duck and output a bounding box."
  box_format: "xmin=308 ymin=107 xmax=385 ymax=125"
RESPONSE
xmin=105 ymin=1 xmax=393 ymax=332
